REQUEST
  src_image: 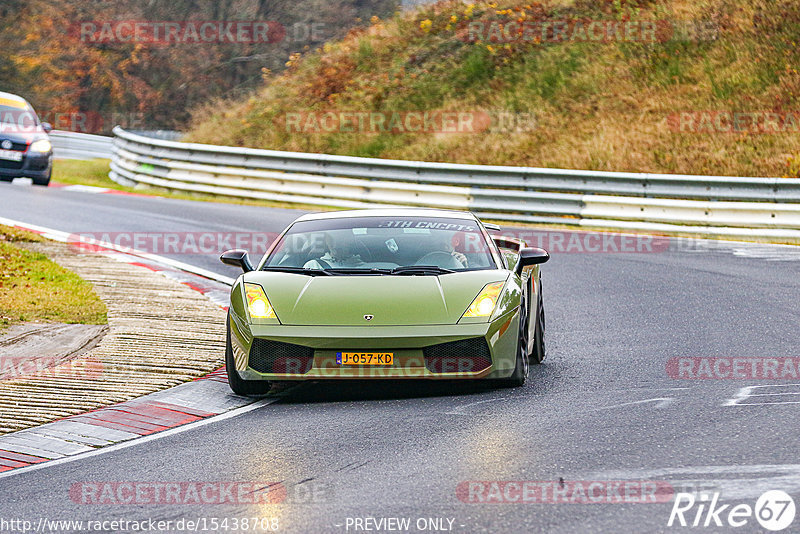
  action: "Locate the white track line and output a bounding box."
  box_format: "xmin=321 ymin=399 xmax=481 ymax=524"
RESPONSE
xmin=0 ymin=216 xmax=235 ymax=286
xmin=0 ymin=396 xmax=276 ymax=480
xmin=0 ymin=216 xmax=250 ymax=479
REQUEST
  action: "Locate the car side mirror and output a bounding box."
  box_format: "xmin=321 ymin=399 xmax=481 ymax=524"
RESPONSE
xmin=220 ymin=249 xmax=254 ymax=272
xmin=41 ymin=122 xmax=53 ymax=133
xmin=515 ymin=247 xmax=549 ymax=274
xmin=492 ymin=235 xmax=523 ymax=252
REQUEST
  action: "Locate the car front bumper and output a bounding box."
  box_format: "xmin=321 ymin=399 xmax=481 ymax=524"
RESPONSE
xmin=229 ymin=309 xmax=520 ymax=381
xmin=0 ymin=152 xmax=52 ymax=180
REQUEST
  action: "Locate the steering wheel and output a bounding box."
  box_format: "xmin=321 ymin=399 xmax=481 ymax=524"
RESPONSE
xmin=415 ymin=251 xmax=463 ymax=269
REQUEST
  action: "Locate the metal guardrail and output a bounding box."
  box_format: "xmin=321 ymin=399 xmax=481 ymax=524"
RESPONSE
xmin=128 ymin=130 xmax=184 ymax=141
xmin=110 ymin=126 xmax=800 ymax=240
xmin=50 ymin=130 xmax=181 ymax=160
xmin=50 ymin=131 xmax=114 ymax=160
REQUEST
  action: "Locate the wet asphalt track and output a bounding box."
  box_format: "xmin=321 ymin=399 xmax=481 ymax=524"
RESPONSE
xmin=1 ymin=181 xmax=800 ymax=533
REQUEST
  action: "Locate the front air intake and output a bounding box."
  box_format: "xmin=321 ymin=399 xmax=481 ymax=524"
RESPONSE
xmin=423 ymin=337 xmax=492 ymax=373
xmin=248 ymin=339 xmax=314 ymax=374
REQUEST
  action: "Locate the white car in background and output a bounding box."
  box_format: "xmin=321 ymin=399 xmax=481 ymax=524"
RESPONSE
xmin=0 ymin=91 xmax=53 ymax=186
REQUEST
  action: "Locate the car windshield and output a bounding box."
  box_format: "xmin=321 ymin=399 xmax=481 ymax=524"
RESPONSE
xmin=263 ymin=216 xmax=498 ymax=273
xmin=0 ymin=103 xmax=39 ymax=133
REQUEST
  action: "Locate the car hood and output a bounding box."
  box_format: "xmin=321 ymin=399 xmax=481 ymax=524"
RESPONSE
xmin=243 ymin=270 xmax=509 ymax=326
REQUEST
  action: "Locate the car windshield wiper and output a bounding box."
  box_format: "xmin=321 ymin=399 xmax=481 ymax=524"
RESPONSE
xmin=390 ymin=265 xmax=455 ymax=275
xmin=260 ymin=266 xmax=333 ymax=276
xmin=324 ymin=268 xmax=393 ymax=275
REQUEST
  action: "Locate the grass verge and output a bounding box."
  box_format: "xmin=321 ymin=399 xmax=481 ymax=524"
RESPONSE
xmin=0 ymin=225 xmax=107 ymax=330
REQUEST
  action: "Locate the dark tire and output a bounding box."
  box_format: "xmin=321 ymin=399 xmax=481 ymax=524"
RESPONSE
xmin=496 ymin=290 xmax=530 ymax=388
xmin=226 ymin=315 xmax=272 ymax=396
xmin=32 ymin=170 xmax=51 ymax=187
xmin=530 ymin=277 xmax=546 ymax=364
xmin=0 ymin=176 xmax=13 ymax=183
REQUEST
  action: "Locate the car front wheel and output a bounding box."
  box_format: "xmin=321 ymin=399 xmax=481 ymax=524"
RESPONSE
xmin=225 ymin=315 xmax=272 ymax=396
xmin=497 ymin=292 xmax=530 ymax=388
xmin=530 ymin=278 xmax=546 ymax=364
xmin=32 ymin=170 xmax=51 ymax=187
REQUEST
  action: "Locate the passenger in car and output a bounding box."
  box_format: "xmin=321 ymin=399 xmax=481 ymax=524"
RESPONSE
xmin=303 ymin=232 xmax=367 ymax=269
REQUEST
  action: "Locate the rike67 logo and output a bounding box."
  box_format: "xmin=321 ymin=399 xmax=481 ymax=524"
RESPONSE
xmin=668 ymin=490 xmax=796 ymax=531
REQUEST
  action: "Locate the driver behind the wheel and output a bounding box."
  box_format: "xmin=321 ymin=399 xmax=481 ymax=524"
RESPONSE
xmin=303 ymin=231 xmax=367 ymax=269
xmin=434 ymin=233 xmax=468 ymax=268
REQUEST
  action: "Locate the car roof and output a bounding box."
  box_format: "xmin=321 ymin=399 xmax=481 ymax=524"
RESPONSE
xmin=0 ymin=91 xmax=31 ymax=109
xmin=294 ymin=208 xmax=480 ymax=223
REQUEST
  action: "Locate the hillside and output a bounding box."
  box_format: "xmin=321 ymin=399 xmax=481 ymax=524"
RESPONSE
xmin=186 ymin=0 xmax=800 ymax=178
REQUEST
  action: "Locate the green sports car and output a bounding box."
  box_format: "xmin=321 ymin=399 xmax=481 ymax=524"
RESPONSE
xmin=220 ymin=209 xmax=549 ymax=395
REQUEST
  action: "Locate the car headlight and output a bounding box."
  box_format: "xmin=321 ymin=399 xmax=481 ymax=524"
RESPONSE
xmin=29 ymin=139 xmax=52 ymax=153
xmin=244 ymin=283 xmax=277 ymax=319
xmin=462 ymin=281 xmax=505 ymax=318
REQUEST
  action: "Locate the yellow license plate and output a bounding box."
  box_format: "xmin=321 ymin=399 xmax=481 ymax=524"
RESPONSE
xmin=336 ymin=352 xmax=393 ymax=365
